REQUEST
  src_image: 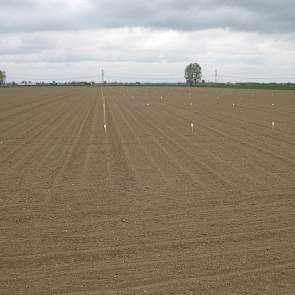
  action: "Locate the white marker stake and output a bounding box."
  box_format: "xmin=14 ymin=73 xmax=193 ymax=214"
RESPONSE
xmin=103 ymin=103 xmax=107 ymax=133
xmin=102 ymin=94 xmax=107 ymax=133
xmin=191 ymin=122 xmax=194 ymax=134
xmin=232 ymin=103 xmax=235 ymax=109
xmin=160 ymin=96 xmax=163 ymax=102
xmin=272 ymin=121 xmax=275 ymax=129
xmin=190 ymin=102 xmax=193 ymax=106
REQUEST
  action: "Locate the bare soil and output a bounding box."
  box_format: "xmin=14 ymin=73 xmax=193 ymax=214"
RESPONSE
xmin=1 ymin=86 xmax=295 ymax=294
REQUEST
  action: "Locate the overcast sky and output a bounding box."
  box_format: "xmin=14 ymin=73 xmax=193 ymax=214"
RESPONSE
xmin=1 ymin=0 xmax=295 ymax=82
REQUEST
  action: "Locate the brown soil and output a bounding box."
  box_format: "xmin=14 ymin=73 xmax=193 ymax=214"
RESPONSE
xmin=1 ymin=86 xmax=295 ymax=294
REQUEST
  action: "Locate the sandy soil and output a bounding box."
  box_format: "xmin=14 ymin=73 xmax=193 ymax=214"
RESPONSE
xmin=1 ymin=86 xmax=295 ymax=294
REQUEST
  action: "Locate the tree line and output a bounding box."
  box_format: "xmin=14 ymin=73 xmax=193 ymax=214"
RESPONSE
xmin=1 ymin=64 xmax=203 ymax=86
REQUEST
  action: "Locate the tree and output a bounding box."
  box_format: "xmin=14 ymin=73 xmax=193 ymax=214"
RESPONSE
xmin=184 ymin=63 xmax=202 ymax=86
xmin=0 ymin=70 xmax=6 ymax=86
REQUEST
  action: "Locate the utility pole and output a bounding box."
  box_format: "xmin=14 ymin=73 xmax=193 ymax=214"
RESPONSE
xmin=215 ymin=69 xmax=218 ymax=83
xmin=101 ymin=69 xmax=105 ymax=84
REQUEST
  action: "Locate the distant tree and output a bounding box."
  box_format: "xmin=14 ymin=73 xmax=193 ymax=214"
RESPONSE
xmin=184 ymin=63 xmax=202 ymax=86
xmin=0 ymin=70 xmax=6 ymax=85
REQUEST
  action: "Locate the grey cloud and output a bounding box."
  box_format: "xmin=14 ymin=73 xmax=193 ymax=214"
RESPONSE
xmin=0 ymin=33 xmax=57 ymax=57
xmin=0 ymin=0 xmax=294 ymax=34
xmin=1 ymin=27 xmax=294 ymax=66
xmin=0 ymin=0 xmax=36 ymax=8
xmin=1 ymin=0 xmax=295 ymax=83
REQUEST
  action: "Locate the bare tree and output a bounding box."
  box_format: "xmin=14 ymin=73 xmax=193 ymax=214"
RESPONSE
xmin=184 ymin=63 xmax=202 ymax=86
xmin=0 ymin=70 xmax=6 ymax=86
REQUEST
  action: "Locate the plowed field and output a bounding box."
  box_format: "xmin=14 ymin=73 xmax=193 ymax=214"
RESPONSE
xmin=1 ymin=86 xmax=295 ymax=294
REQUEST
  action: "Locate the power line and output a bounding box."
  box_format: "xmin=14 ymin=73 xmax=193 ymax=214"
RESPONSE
xmin=7 ymin=75 xmax=98 ymax=81
xmin=220 ymin=74 xmax=295 ymax=79
xmin=5 ymin=71 xmax=295 ymax=83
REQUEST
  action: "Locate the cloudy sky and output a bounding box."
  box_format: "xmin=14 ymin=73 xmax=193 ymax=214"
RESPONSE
xmin=1 ymin=0 xmax=295 ymax=83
